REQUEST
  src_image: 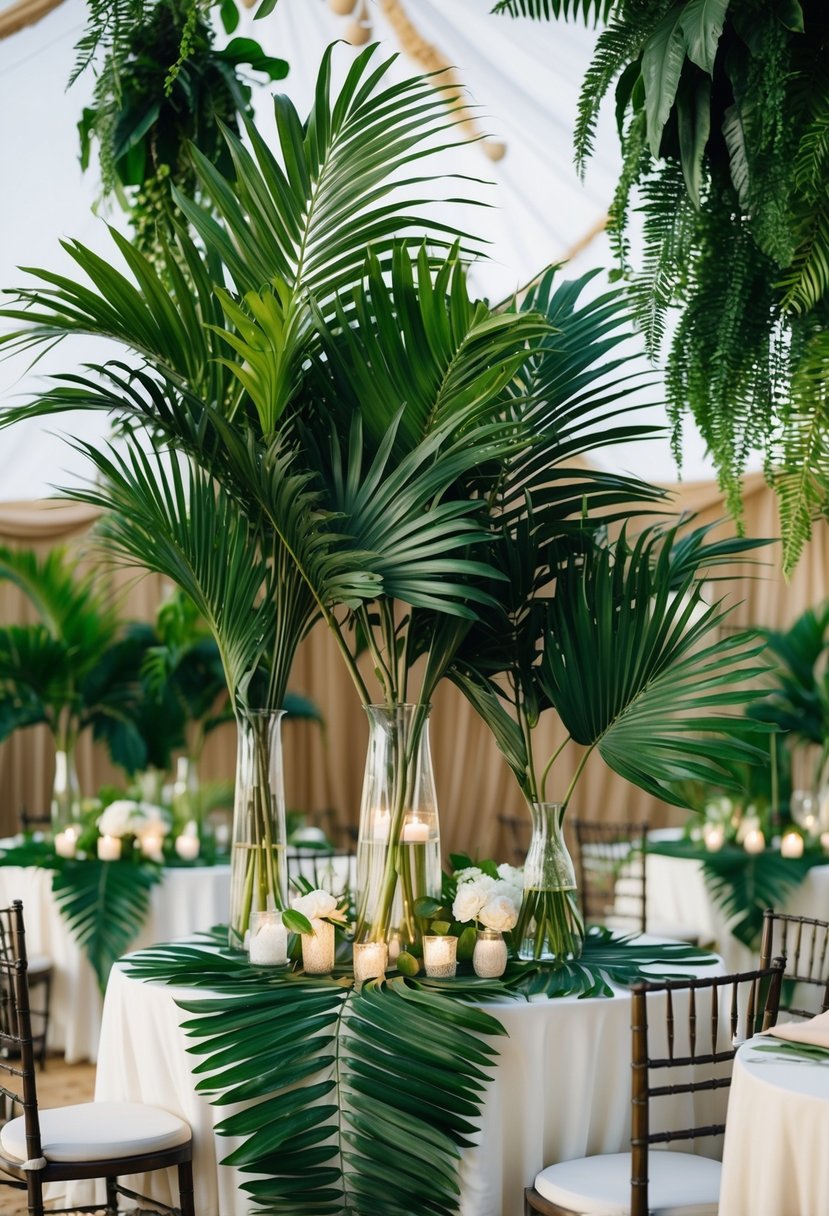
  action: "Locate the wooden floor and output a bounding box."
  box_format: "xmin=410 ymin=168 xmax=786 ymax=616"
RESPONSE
xmin=5 ymin=1056 xmax=96 ymax=1215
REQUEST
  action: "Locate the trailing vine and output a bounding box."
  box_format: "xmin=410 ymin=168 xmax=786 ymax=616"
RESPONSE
xmin=74 ymin=0 xmax=288 ymax=264
xmin=496 ymin=0 xmax=829 ymax=571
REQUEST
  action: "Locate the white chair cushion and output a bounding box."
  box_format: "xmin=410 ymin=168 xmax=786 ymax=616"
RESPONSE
xmin=27 ymin=955 xmax=52 ymax=976
xmin=0 ymin=1101 xmax=190 ymax=1164
xmin=533 ymin=1150 xmax=721 ymax=1215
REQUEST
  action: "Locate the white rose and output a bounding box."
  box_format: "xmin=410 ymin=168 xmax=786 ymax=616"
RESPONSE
xmin=454 ymin=866 xmax=484 ymax=885
xmin=292 ymin=889 xmax=338 ymax=921
xmin=479 ymin=894 xmax=519 ymax=932
xmin=452 ymin=882 xmax=488 ymax=924
xmin=497 ymin=863 xmax=524 ymax=888
xmin=97 ymin=800 xmax=144 ymax=839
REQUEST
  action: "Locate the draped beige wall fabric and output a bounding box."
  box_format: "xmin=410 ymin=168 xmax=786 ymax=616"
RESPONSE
xmin=1 ymin=484 xmax=827 ymax=859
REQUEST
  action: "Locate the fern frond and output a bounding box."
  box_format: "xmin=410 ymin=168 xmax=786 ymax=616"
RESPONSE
xmin=628 ymin=160 xmax=694 ymax=358
xmin=773 ymin=329 xmax=829 ymax=575
xmin=491 ymin=0 xmax=614 ymax=20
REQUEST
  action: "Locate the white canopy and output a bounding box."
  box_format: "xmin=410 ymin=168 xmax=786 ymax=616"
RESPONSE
xmin=0 ymin=0 xmax=720 ymax=499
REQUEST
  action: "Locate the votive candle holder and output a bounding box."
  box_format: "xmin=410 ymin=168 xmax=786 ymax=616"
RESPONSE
xmin=302 ymin=918 xmax=335 ymax=974
xmin=423 ymin=934 xmax=457 ymax=978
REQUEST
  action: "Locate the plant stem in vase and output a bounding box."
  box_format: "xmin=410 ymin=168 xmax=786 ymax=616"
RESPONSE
xmin=228 ymin=709 xmax=288 ymax=950
xmin=517 ymin=801 xmax=584 ymax=962
xmin=355 ymin=704 xmax=441 ymax=946
xmin=51 ymin=710 xmax=81 ymax=833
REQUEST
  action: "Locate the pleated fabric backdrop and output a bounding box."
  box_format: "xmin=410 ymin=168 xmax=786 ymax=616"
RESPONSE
xmin=0 ymin=478 xmax=826 ymax=859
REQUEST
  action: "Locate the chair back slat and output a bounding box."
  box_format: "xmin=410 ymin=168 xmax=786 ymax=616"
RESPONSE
xmin=760 ymin=909 xmax=829 ymax=1019
xmin=629 ymin=959 xmax=784 ymax=1216
xmin=572 ymin=817 xmax=649 ymax=934
xmin=0 ymin=902 xmax=42 ymax=1157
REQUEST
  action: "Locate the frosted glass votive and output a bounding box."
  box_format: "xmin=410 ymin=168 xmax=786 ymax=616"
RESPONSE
xmin=302 ymin=918 xmax=335 ymax=974
xmin=353 ymin=941 xmax=388 ymax=984
xmin=423 ymin=934 xmax=457 ymax=978
xmin=249 ymin=911 xmax=289 ymax=966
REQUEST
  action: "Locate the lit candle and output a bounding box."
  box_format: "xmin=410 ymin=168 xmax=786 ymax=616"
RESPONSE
xmin=743 ymin=828 xmax=766 ymax=854
xmin=97 ymin=834 xmax=122 ymax=861
xmin=702 ymin=823 xmax=725 ymax=852
xmin=472 ymin=930 xmax=508 ymax=978
xmin=249 ymin=911 xmax=288 ymax=966
xmin=353 ymin=941 xmax=388 ymax=984
xmin=214 ymin=822 xmax=230 ymax=850
xmin=402 ymin=817 xmax=430 ymax=843
xmin=139 ymin=831 xmax=165 ymax=862
xmin=780 ymin=830 xmax=805 ymax=859
xmin=423 ymin=934 xmax=457 ymax=978
xmin=373 ymin=810 xmax=391 ymax=842
xmin=301 ymin=919 xmax=335 ymax=974
xmin=822 ymin=832 xmax=829 ymax=852
xmin=54 ymin=826 xmax=79 ymax=859
xmin=174 ymin=833 xmax=200 ymax=861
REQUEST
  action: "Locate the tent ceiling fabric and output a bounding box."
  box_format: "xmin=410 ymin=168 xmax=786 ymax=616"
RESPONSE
xmin=2 ymin=0 xmax=729 ymax=499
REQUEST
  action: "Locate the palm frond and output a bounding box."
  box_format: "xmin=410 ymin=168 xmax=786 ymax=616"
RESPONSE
xmin=491 ymin=0 xmax=614 ymax=20
xmin=178 ymin=42 xmax=486 ymax=303
xmin=539 ymin=524 xmax=772 ymax=806
xmin=52 ymin=857 xmax=162 ymax=991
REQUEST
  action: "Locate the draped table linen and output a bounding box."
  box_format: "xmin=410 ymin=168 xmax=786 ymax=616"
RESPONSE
xmin=719 ymin=1038 xmax=829 ymax=1215
xmin=72 ymin=940 xmax=723 ymax=1216
xmin=0 ymin=863 xmax=230 ymax=1061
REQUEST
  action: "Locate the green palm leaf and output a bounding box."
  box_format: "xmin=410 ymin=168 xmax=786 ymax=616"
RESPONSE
xmin=52 ymin=858 xmax=162 ymax=991
xmin=492 ymin=0 xmax=614 ymax=19
xmin=539 ymin=524 xmax=771 ymax=805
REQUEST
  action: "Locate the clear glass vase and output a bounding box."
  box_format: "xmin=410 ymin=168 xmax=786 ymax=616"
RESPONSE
xmin=354 ymin=704 xmax=441 ymax=946
xmin=228 ymin=709 xmax=288 ymax=950
xmin=172 ymin=755 xmax=200 ymax=829
xmin=51 ymin=727 xmax=81 ymax=833
xmin=517 ymin=801 xmax=584 ymax=962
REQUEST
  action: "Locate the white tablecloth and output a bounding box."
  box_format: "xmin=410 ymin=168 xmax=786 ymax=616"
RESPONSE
xmin=76 ymin=941 xmax=722 ymax=1216
xmin=0 ymin=864 xmax=230 ymax=1061
xmin=645 ymin=835 xmax=829 ymax=970
xmin=720 ymin=1037 xmax=829 ymax=1215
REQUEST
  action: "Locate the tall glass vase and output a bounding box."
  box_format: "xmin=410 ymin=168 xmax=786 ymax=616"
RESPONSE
xmin=517 ymin=801 xmax=584 ymax=962
xmin=354 ymin=704 xmax=441 ymax=948
xmin=228 ymin=709 xmax=288 ymax=951
xmin=51 ymin=723 xmax=81 ymax=833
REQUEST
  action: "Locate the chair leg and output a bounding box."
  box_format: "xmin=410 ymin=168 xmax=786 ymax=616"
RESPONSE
xmin=26 ymin=1170 xmax=44 ymax=1216
xmin=177 ymin=1159 xmax=195 ymax=1216
xmin=39 ymin=973 xmax=52 ymax=1069
xmin=105 ymin=1174 xmax=119 ymax=1214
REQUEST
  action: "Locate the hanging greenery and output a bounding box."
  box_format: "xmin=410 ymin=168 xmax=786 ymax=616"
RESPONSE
xmin=494 ymin=0 xmax=829 ymax=573
xmin=75 ymin=0 xmax=288 ymax=259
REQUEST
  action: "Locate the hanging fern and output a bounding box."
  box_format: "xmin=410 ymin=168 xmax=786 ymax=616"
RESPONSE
xmin=502 ymin=0 xmax=829 ymax=572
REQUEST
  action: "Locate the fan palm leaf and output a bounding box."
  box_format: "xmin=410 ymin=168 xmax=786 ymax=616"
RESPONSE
xmin=539 ymin=525 xmax=771 ymax=805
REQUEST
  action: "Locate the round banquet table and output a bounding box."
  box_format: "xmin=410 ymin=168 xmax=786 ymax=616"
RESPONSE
xmin=719 ymin=1038 xmax=829 ymax=1216
xmin=67 ymin=941 xmax=724 ymax=1216
xmin=645 ymin=833 xmax=829 ymax=971
xmin=0 ymin=863 xmax=230 ymax=1061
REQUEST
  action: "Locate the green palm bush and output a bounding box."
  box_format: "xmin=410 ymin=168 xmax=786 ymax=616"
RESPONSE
xmin=1 ymin=43 xmax=770 ymax=952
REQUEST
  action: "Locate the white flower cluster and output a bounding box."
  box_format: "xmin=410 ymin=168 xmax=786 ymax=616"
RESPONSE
xmin=451 ymin=863 xmax=523 ymax=933
xmin=97 ymin=800 xmax=170 ymax=840
xmin=291 ymin=888 xmax=347 ymax=923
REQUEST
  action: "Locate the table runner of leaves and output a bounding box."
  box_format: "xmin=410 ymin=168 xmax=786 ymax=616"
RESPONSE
xmin=124 ymin=928 xmax=716 ymax=1216
xmin=0 ymin=838 xmax=162 ymax=990
xmin=646 ymin=838 xmax=828 ymax=947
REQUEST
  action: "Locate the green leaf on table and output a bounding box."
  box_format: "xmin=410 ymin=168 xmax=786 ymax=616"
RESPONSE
xmin=51 ymin=859 xmax=162 ymax=992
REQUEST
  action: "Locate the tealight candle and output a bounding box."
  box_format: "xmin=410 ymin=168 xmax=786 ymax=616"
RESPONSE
xmin=472 ymin=929 xmax=508 ymax=978
xmin=248 ymin=911 xmax=289 ymax=966
xmin=353 ymin=941 xmax=388 ymax=984
xmin=402 ymin=816 xmax=430 ymax=843
xmin=97 ymin=834 xmax=122 ymax=861
xmin=702 ymin=823 xmax=726 ymax=852
xmin=743 ymin=828 xmax=765 ymax=855
xmin=54 ymin=826 xmax=79 ymax=859
xmin=301 ymin=918 xmax=335 ymax=974
xmin=174 ymin=833 xmax=200 ymax=861
xmin=780 ymin=830 xmax=805 ymax=859
xmin=140 ymin=831 xmax=165 ymax=862
xmin=423 ymin=934 xmax=457 ymax=978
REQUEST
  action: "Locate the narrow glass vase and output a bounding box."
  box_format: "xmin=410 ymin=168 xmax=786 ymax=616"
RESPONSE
xmin=51 ymin=726 xmax=81 ymax=834
xmin=228 ymin=709 xmax=288 ymax=951
xmin=517 ymin=801 xmax=584 ymax=962
xmin=354 ymin=704 xmax=441 ymax=947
